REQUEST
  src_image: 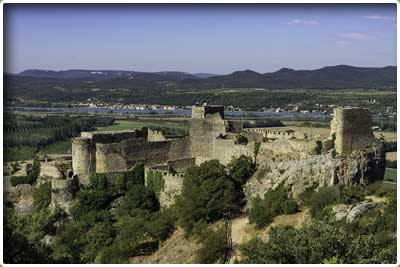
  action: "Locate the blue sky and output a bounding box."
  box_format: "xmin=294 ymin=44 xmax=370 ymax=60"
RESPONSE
xmin=4 ymin=4 xmax=397 ymax=74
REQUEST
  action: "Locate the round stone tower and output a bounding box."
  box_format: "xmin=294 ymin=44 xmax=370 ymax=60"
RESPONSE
xmin=72 ymin=137 xmax=95 ymax=185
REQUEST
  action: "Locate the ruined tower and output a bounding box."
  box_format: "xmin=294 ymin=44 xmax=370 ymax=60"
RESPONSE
xmin=71 ymin=137 xmax=95 ymax=185
xmin=330 ymin=107 xmax=376 ymax=155
xmin=189 ymin=105 xmax=227 ymax=163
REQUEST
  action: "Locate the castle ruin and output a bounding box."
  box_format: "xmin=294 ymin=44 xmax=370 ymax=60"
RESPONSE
xmin=39 ymin=104 xmax=385 ymax=210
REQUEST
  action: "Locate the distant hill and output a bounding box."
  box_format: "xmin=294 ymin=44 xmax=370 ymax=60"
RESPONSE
xmin=18 ymin=69 xmax=198 ymax=81
xmin=6 ymin=65 xmax=396 ymax=105
xmin=192 ymin=73 xmax=221 ymax=79
xmin=16 ymin=65 xmax=396 ymax=89
xmin=177 ymin=65 xmax=397 ymax=90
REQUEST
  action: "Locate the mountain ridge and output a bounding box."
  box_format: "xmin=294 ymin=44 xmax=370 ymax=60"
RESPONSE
xmin=8 ymin=64 xmax=397 ymax=91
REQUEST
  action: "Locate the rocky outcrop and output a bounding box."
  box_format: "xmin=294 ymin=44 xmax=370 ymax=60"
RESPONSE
xmin=330 ymin=202 xmax=383 ymax=223
xmin=346 ymin=202 xmax=383 ymax=223
xmin=245 ymin=144 xmax=385 ymax=200
xmin=4 ymin=182 xmax=35 ymax=216
xmin=332 ymin=204 xmax=351 ymax=221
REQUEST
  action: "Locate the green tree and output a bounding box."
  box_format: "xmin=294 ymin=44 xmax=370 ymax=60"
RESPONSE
xmin=116 ymin=184 xmax=159 ymax=217
xmin=176 ymin=160 xmax=239 ymax=234
xmin=227 ymin=155 xmax=256 ymax=185
xmin=33 ymin=181 xmax=52 ymax=211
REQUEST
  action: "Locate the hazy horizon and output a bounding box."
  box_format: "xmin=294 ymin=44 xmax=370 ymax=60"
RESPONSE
xmin=4 ymin=4 xmax=397 ymax=74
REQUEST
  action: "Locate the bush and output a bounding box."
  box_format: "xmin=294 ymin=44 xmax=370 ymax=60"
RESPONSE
xmin=10 ymin=175 xmax=35 ymax=186
xmin=195 ymin=226 xmax=227 ymax=264
xmin=338 ymin=185 xmax=365 ymax=205
xmin=248 ymin=185 xmax=298 ymax=228
xmin=308 ymin=186 xmax=339 ymax=218
xmin=282 ymin=199 xmax=299 ymax=214
xmin=249 ymin=196 xmax=274 ymax=228
xmin=238 ymin=218 xmax=397 ymax=264
xmin=33 ymin=182 xmax=52 ymax=211
xmin=235 ymin=135 xmax=248 ymax=145
xmin=146 ymin=170 xmax=165 ymax=196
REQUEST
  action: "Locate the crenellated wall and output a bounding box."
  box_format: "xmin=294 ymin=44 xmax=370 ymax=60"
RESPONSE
xmin=192 ymin=105 xmax=225 ymax=119
xmin=244 ymin=128 xmax=308 ymax=140
xmin=147 ymin=129 xmax=167 ymax=142
xmin=145 ymin=157 xmax=196 ymax=207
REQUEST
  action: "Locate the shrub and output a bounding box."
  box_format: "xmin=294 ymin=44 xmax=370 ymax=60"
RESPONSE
xmin=249 ymin=185 xmax=298 ymax=228
xmin=33 ymin=182 xmax=52 ymax=211
xmin=315 ymin=140 xmax=322 ymax=155
xmin=238 ymin=219 xmax=397 ymax=264
xmin=146 ymin=170 xmax=165 ymax=196
xmin=338 ymin=184 xmax=365 ymax=205
xmin=308 ymin=186 xmax=339 ymax=218
xmin=282 ymin=199 xmax=299 ymax=214
xmin=10 ymin=175 xmax=35 ymax=186
xmin=235 ymin=135 xmax=248 ymax=145
xmin=249 ymin=196 xmax=274 ymax=228
xmin=195 ymin=226 xmax=227 ymax=264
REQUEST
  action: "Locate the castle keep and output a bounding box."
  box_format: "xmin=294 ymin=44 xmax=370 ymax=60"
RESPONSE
xmin=330 ymin=107 xmax=376 ymax=155
xmin=34 ymin=104 xmax=384 ymax=211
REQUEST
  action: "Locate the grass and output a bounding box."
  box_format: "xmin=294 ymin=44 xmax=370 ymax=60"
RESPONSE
xmin=384 ymin=168 xmax=397 ymax=183
xmin=96 ymin=119 xmax=188 ymax=131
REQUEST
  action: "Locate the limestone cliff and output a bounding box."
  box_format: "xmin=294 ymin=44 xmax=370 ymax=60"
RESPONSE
xmin=245 ymin=144 xmax=385 ymax=200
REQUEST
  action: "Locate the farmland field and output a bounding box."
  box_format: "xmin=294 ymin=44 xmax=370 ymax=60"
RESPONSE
xmin=384 ymin=168 xmax=397 ymax=183
xmin=95 ymin=119 xmax=188 ymax=132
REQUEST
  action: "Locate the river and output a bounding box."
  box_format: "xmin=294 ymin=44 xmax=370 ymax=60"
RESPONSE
xmin=5 ymin=106 xmax=333 ymax=119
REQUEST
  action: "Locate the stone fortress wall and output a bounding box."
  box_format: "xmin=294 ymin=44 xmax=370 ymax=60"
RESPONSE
xmin=42 ymin=104 xmax=384 ymax=211
xmin=145 ymin=157 xmax=196 ymax=207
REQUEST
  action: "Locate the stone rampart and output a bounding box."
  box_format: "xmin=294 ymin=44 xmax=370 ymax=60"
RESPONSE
xmin=95 ymin=137 xmax=191 ymax=173
xmin=257 ymin=138 xmax=320 ymax=162
xmin=212 ymin=139 xmax=255 ymax=165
